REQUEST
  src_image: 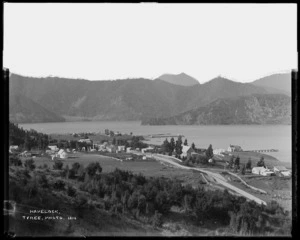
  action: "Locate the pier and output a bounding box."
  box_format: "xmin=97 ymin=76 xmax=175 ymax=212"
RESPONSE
xmin=244 ymin=149 xmax=279 ymax=153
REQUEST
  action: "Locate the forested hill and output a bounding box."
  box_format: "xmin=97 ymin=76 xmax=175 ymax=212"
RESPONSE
xmin=9 ymin=73 xmax=272 ymax=123
xmin=9 ymin=94 xmax=66 ymax=123
xmin=142 ymin=94 xmax=291 ymax=125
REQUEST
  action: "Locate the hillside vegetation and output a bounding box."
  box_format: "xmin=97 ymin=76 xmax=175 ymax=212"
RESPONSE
xmin=10 ymin=74 xmax=271 ymax=123
xmin=142 ymin=94 xmax=291 ymax=125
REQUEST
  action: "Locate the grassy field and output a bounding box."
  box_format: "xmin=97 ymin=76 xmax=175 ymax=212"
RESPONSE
xmin=219 ymin=172 xmax=292 ymax=212
xmin=222 ymin=151 xmax=291 ymax=169
xmin=24 ymin=153 xmax=208 ymax=189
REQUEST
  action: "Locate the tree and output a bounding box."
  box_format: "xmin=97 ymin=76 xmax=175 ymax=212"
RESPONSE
xmin=24 ymin=135 xmax=32 ymax=150
xmin=206 ymin=144 xmax=214 ymax=160
xmin=229 ymin=155 xmax=235 ymax=169
xmin=234 ymin=156 xmax=240 ymax=170
xmin=67 ymin=185 xmax=77 ymax=197
xmin=240 ymin=164 xmax=246 ymax=175
xmin=183 ymin=139 xmax=188 ymax=146
xmin=24 ymin=159 xmax=35 ymax=171
xmin=169 ymin=137 xmax=175 ymax=154
xmin=86 ymin=162 xmax=102 ymax=178
xmin=257 ymin=156 xmax=265 ymax=167
xmin=175 ymin=137 xmax=183 ymax=157
xmin=246 ymin=158 xmax=252 ymax=171
xmin=152 ymin=210 xmax=163 ymax=228
xmin=162 ymin=138 xmax=170 ymax=154
xmin=53 ymin=160 xmax=64 ymax=170
xmin=9 ymin=156 xmax=22 ymax=167
xmin=191 ymin=142 xmax=195 ymax=150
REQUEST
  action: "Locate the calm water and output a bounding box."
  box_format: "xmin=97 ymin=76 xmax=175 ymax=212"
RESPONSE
xmin=19 ymin=121 xmax=292 ymax=163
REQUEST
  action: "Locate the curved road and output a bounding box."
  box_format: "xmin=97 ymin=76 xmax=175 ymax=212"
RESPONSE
xmin=148 ymin=154 xmax=267 ymax=206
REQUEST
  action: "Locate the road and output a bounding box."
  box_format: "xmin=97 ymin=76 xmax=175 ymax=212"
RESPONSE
xmin=148 ymin=153 xmax=267 ymax=206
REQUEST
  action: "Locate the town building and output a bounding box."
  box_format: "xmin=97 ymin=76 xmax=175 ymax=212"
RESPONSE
xmin=181 ymin=145 xmax=195 ymax=158
xmin=56 ymin=149 xmax=68 ymax=159
xmin=9 ymin=145 xmax=19 ymax=153
xmin=117 ymin=146 xmax=125 ymax=152
xmin=141 ymin=146 xmax=155 ymax=153
xmin=227 ymin=145 xmax=243 ymax=152
xmin=48 ymin=145 xmax=58 ymax=151
xmin=273 ymin=166 xmax=291 ymax=177
xmin=213 ymin=148 xmax=226 ymax=155
xmin=252 ymin=167 xmax=274 ymax=176
xmin=106 ymin=145 xmax=117 ymax=153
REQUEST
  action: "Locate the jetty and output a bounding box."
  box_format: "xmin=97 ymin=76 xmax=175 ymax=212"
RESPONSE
xmin=144 ymin=133 xmax=184 ymax=139
xmin=244 ymin=149 xmax=279 ymax=153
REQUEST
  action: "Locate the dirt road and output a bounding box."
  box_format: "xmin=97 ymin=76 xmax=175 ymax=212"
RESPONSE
xmin=149 ymin=154 xmax=267 ymax=206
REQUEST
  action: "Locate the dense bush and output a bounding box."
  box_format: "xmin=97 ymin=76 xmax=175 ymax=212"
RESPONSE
xmin=37 ymin=174 xmax=49 ymax=188
xmin=53 ymin=180 xmax=65 ymax=191
xmin=24 ymin=159 xmax=36 ymax=171
xmin=53 ymin=160 xmax=64 ymax=170
xmin=9 ymin=155 xmax=22 ymax=166
xmin=67 ymin=185 xmax=77 ymax=197
xmin=86 ymin=162 xmax=102 ymax=177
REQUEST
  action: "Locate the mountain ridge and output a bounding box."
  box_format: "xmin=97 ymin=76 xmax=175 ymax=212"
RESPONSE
xmin=9 ymin=72 xmax=291 ymax=124
xmin=157 ymin=72 xmax=200 ymax=86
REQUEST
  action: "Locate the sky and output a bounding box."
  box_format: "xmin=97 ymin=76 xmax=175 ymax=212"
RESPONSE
xmin=3 ymin=3 xmax=298 ymax=83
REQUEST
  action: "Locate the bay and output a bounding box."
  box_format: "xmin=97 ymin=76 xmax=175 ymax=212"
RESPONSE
xmin=19 ymin=121 xmax=292 ymax=163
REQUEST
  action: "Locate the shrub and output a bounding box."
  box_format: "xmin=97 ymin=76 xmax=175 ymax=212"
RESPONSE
xmin=38 ymin=174 xmax=49 ymax=188
xmin=9 ymin=156 xmax=22 ymax=167
xmin=53 ymin=160 xmax=64 ymax=170
xmin=67 ymin=185 xmax=77 ymax=197
xmin=53 ymin=179 xmax=65 ymax=191
xmin=152 ymin=210 xmax=163 ymax=228
xmin=24 ymin=158 xmax=36 ymax=171
xmin=43 ymin=163 xmax=48 ymax=169
xmin=86 ymin=162 xmax=102 ymax=177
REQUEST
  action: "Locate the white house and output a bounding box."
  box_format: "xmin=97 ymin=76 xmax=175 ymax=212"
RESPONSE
xmin=227 ymin=145 xmax=243 ymax=152
xmin=213 ymin=148 xmax=226 ymax=155
xmin=273 ymin=166 xmax=291 ymax=177
xmin=126 ymin=147 xmax=133 ymax=153
xmin=9 ymin=145 xmax=19 ymax=153
xmin=141 ymin=146 xmax=155 ymax=153
xmin=181 ymin=145 xmax=195 ymax=158
xmin=273 ymin=166 xmax=288 ymax=173
xmin=106 ymin=145 xmax=117 ymax=153
xmin=48 ymin=145 xmax=58 ymax=151
xmin=252 ymin=167 xmax=266 ymax=175
xmin=118 ymin=146 xmax=125 ymax=152
xmin=56 ymin=149 xmax=68 ymax=159
xmin=252 ymin=167 xmax=274 ymax=176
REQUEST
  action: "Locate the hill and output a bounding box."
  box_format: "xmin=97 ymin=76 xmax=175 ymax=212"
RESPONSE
xmin=142 ymin=94 xmax=291 ymax=125
xmin=9 ymin=94 xmax=65 ymax=123
xmin=9 ymin=73 xmax=271 ymax=123
xmin=157 ymin=72 xmax=199 ymax=86
xmin=250 ymin=73 xmax=291 ymax=96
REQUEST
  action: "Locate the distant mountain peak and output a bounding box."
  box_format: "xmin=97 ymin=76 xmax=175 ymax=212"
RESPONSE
xmin=157 ymin=72 xmax=199 ymax=86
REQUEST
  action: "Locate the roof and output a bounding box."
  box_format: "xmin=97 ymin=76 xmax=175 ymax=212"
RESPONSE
xmin=58 ymin=149 xmax=67 ymax=154
xmin=182 ymin=145 xmax=192 ymax=153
